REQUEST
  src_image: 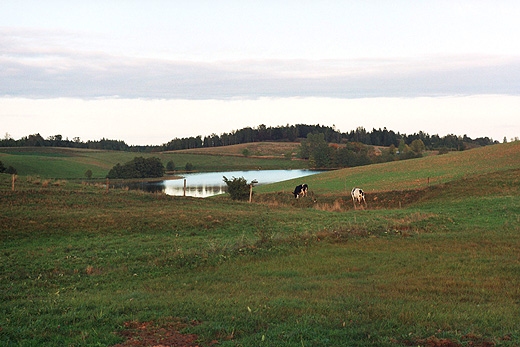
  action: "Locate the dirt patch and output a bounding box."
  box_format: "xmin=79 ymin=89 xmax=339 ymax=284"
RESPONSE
xmin=112 ymin=320 xmax=214 ymax=347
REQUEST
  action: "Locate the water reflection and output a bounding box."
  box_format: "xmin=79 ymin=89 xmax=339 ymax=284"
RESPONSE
xmin=163 ymin=184 xmax=226 ymax=198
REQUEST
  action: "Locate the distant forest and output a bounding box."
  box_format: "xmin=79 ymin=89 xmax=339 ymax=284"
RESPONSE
xmin=1 ymin=124 xmax=498 ymax=152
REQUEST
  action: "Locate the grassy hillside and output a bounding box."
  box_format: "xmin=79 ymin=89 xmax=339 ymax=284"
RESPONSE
xmin=0 ymin=143 xmax=307 ymax=179
xmin=171 ymin=141 xmax=300 ymax=158
xmin=259 ymin=141 xmax=520 ymax=195
xmin=1 ymin=141 xmax=519 ymax=346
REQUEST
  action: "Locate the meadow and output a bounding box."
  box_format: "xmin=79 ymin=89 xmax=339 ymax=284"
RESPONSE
xmin=1 ymin=141 xmax=519 ymax=346
xmin=0 ymin=143 xmax=306 ymax=180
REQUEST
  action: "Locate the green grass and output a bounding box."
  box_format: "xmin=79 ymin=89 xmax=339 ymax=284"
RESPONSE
xmin=0 ymin=145 xmax=307 ymax=179
xmin=1 ymin=142 xmax=520 ymax=346
xmin=259 ymin=141 xmax=520 ymax=195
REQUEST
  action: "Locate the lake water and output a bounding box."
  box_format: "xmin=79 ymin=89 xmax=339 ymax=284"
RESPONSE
xmin=147 ymin=169 xmax=321 ymax=197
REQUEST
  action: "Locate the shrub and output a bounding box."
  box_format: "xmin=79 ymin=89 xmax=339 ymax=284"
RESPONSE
xmin=223 ymin=176 xmax=250 ymax=201
xmin=438 ymin=147 xmax=450 ymax=155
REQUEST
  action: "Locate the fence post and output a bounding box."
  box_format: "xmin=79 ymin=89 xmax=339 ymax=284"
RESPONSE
xmin=12 ymin=174 xmax=16 ymax=191
xmin=249 ymin=179 xmax=257 ymax=203
xmin=106 ymin=178 xmax=109 ymax=193
xmin=183 ymin=179 xmax=186 ymax=197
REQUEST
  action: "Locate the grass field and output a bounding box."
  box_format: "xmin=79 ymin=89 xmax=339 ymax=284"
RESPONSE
xmin=0 ymin=143 xmax=307 ymax=179
xmin=1 ymin=141 xmax=519 ymax=346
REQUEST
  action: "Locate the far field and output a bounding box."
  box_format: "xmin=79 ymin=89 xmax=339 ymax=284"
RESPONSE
xmin=0 ymin=142 xmax=305 ymax=179
xmin=170 ymin=141 xmax=300 ymax=158
xmin=1 ymin=141 xmax=519 ymax=346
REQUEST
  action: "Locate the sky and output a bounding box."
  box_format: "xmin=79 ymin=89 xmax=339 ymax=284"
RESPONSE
xmin=1 ymin=1 xmax=519 ymax=145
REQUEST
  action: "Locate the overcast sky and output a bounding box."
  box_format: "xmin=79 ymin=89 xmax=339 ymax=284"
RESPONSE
xmin=1 ymin=1 xmax=519 ymax=145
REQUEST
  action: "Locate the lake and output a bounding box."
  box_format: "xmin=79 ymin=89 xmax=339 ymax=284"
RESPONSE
xmin=147 ymin=169 xmax=322 ymax=197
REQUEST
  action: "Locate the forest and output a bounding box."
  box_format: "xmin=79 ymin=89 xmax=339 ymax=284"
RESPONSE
xmin=0 ymin=124 xmax=498 ymax=153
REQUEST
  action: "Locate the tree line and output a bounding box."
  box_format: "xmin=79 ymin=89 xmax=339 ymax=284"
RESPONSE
xmin=0 ymin=134 xmax=130 ymax=151
xmin=162 ymin=124 xmax=499 ymax=152
xmin=1 ymin=124 xmax=498 ymax=153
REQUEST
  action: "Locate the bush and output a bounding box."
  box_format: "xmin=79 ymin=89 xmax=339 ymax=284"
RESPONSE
xmin=6 ymin=165 xmax=17 ymax=175
xmin=223 ymin=176 xmax=250 ymax=201
xmin=438 ymin=147 xmax=450 ymax=155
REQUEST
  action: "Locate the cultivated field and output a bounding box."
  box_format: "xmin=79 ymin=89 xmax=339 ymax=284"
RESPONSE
xmin=1 ymin=141 xmax=519 ymax=346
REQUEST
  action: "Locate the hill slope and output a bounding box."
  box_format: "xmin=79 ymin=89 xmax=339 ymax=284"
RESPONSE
xmin=169 ymin=141 xmax=300 ymax=158
xmin=258 ymin=141 xmax=520 ymax=195
xmin=0 ymin=144 xmax=307 ymax=179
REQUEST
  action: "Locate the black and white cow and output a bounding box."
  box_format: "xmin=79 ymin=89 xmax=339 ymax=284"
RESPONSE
xmin=293 ymin=184 xmax=308 ymax=199
xmin=351 ymin=187 xmax=367 ymax=209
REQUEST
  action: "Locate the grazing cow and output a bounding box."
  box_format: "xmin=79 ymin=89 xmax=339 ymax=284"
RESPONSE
xmin=351 ymin=187 xmax=367 ymax=209
xmin=293 ymin=184 xmax=308 ymax=199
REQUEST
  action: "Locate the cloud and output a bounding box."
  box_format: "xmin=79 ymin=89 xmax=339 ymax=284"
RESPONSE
xmin=2 ymin=29 xmax=520 ymax=99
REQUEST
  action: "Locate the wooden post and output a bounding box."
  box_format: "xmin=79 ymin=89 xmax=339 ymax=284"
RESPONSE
xmin=106 ymin=178 xmax=109 ymax=193
xmin=248 ymin=180 xmax=257 ymax=203
xmin=12 ymin=174 xmax=16 ymax=191
xmin=183 ymin=179 xmax=186 ymax=197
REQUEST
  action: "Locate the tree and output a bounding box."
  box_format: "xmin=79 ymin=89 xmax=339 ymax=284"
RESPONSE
xmin=381 ymin=144 xmax=398 ymax=162
xmin=107 ymin=157 xmax=164 ymax=179
xmin=185 ymin=162 xmax=194 ymax=172
xmin=85 ymin=169 xmax=93 ymax=179
xmin=166 ymin=160 xmax=175 ymax=171
xmin=299 ymin=133 xmax=331 ymax=168
xmin=398 ymin=139 xmax=406 ymax=154
xmin=25 ymin=133 xmax=45 ymax=147
xmin=410 ymin=139 xmax=426 ymax=154
xmin=223 ymin=176 xmax=250 ymax=201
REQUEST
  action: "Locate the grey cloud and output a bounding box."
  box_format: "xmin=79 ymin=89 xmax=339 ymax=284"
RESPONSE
xmin=1 ymin=37 xmax=519 ymax=99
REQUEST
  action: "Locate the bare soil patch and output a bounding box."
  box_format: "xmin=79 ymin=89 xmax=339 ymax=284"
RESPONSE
xmin=112 ymin=320 xmax=214 ymax=347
